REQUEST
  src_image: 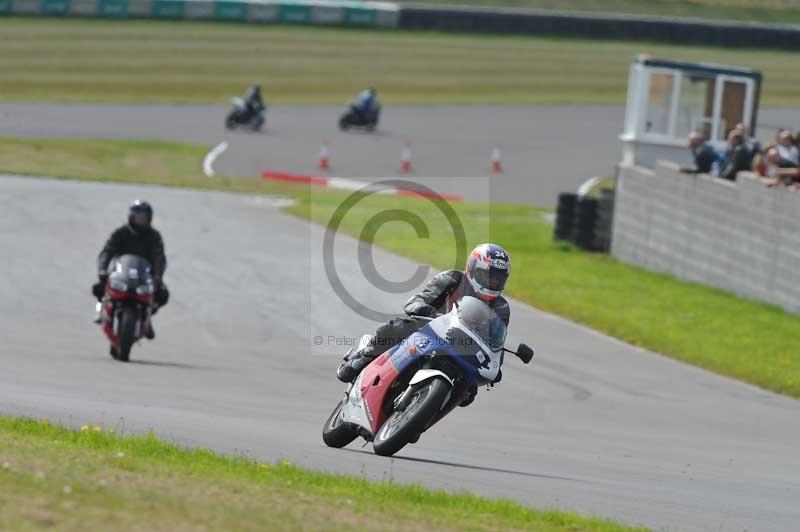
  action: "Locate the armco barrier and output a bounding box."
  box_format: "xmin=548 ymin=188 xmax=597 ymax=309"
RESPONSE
xmin=0 ymin=0 xmax=400 ymax=27
xmin=399 ymin=4 xmax=800 ymax=49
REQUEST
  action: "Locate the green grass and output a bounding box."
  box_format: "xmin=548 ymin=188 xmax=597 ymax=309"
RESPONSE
xmin=1 ymin=137 xmax=799 ymax=398
xmin=291 ymin=182 xmax=800 ymax=398
xmin=397 ymin=0 xmax=800 ymax=25
xmin=0 ymin=416 xmax=641 ymax=532
xmin=1 ymin=17 xmax=800 ymax=106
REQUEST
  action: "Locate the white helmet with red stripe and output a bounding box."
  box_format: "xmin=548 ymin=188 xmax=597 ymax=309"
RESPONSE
xmin=465 ymin=243 xmax=511 ymax=302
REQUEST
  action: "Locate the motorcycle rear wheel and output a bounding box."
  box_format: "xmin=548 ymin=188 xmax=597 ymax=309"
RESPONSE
xmin=373 ymin=377 xmax=450 ymax=457
xmin=117 ymin=307 xmax=137 ymax=362
xmin=322 ymin=398 xmax=359 ymax=448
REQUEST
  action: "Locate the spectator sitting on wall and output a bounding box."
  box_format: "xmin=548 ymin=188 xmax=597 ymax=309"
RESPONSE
xmin=735 ymin=122 xmax=761 ymax=162
xmin=681 ymin=132 xmax=716 ymax=174
xmin=719 ymin=130 xmax=751 ymax=181
xmin=757 ymin=147 xmax=798 ymax=187
xmin=777 ymin=130 xmax=799 ymax=165
xmin=754 ymin=143 xmax=775 ymax=177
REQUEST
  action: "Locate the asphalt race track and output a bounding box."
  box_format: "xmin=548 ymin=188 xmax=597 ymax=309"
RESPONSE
xmin=0 ymin=102 xmax=623 ymax=205
xmin=1 ymin=175 xmax=799 ymax=531
xmin=3 ymin=103 xmax=799 ymax=206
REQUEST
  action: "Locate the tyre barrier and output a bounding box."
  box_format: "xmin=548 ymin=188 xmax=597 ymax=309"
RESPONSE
xmin=553 ymin=192 xmax=577 ymax=242
xmin=553 ymin=190 xmax=614 ymax=252
xmin=398 ymin=5 xmax=800 ymax=50
xmin=0 ymin=0 xmax=400 ymax=28
xmin=4 ymin=0 xmax=800 ymax=49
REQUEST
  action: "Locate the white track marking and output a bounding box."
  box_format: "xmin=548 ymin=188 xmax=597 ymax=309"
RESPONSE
xmin=577 ymin=175 xmax=601 ymax=196
xmin=326 ymin=177 xmax=395 ymax=194
xmin=203 ymin=141 xmax=229 ymax=177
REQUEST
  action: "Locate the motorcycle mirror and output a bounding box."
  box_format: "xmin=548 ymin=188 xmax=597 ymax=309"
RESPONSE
xmin=516 ymin=343 xmax=534 ymax=364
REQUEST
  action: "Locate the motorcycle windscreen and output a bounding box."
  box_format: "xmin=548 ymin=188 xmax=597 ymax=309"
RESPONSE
xmin=456 ymin=296 xmax=507 ymax=350
xmin=108 ymin=254 xmax=153 ymax=288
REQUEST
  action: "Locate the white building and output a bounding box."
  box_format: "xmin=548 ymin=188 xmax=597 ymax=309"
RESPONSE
xmin=620 ymin=55 xmax=762 ymax=168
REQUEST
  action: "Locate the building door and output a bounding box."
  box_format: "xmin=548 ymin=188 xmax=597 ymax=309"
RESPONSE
xmin=712 ymin=76 xmax=754 ymax=142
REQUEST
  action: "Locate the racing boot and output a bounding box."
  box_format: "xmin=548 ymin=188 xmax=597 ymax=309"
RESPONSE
xmin=336 ymin=352 xmax=374 ymax=383
xmin=336 ymin=338 xmax=377 ymax=383
xmin=93 ymin=302 xmax=103 ymax=324
xmin=458 ymin=384 xmax=478 ymax=407
xmin=145 ymin=322 xmax=155 ymax=340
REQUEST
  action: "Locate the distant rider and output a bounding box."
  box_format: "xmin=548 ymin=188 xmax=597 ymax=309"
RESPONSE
xmin=353 ymin=86 xmax=380 ymax=123
xmin=92 ymin=200 xmax=169 ymax=338
xmin=336 ymin=243 xmax=511 ymax=406
xmin=243 ymin=84 xmax=265 ymax=116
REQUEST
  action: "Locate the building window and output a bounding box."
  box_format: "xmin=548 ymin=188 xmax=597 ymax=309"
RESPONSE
xmin=676 ymin=75 xmax=713 ymax=140
xmin=645 ymin=73 xmax=674 ymax=135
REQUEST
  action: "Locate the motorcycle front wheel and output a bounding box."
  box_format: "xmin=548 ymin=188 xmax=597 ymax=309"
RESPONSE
xmin=225 ymin=113 xmax=238 ymax=130
xmin=250 ymin=116 xmax=264 ymax=131
xmin=322 ymin=398 xmax=359 ymax=448
xmin=373 ymin=377 xmax=450 ymax=457
xmin=117 ymin=307 xmax=138 ymax=362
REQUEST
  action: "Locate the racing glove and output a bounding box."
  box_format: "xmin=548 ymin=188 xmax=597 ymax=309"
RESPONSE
xmin=92 ymin=275 xmax=108 ymax=301
xmin=405 ymin=301 xmax=437 ymax=318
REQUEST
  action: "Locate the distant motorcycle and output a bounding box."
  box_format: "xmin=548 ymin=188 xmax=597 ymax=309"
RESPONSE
xmin=96 ymin=254 xmax=155 ymax=362
xmin=322 ymin=296 xmax=534 ymax=456
xmin=339 ymin=103 xmax=380 ymax=131
xmin=225 ymin=97 xmax=266 ymax=131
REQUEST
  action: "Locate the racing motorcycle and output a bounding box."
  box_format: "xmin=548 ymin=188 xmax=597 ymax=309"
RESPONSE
xmin=95 ymin=254 xmax=155 ymax=362
xmin=338 ymin=102 xmax=380 ymax=131
xmin=225 ymin=97 xmax=266 ymax=131
xmin=322 ymin=296 xmax=534 ymax=456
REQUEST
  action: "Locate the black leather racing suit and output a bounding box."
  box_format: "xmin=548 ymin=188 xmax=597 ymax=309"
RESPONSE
xmin=94 ymin=225 xmax=169 ymax=309
xmin=243 ymin=86 xmax=265 ymax=115
xmin=341 ymin=269 xmax=510 ymax=396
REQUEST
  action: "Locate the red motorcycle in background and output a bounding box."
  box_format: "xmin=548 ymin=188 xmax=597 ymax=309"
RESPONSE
xmin=96 ymin=254 xmax=155 ymax=362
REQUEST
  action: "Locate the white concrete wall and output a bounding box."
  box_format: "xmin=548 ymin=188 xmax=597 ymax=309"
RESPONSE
xmin=612 ymin=161 xmax=800 ymax=314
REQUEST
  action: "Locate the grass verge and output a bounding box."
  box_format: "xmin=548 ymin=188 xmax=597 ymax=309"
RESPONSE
xmin=1 ymin=17 xmax=799 ymax=106
xmin=0 ymin=416 xmax=642 ymax=531
xmin=1 ymin=137 xmax=798 ymax=398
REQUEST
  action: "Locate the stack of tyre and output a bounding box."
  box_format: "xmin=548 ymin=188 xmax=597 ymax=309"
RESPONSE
xmin=553 ymin=193 xmax=577 ymax=241
xmin=553 ymin=191 xmax=613 ymax=252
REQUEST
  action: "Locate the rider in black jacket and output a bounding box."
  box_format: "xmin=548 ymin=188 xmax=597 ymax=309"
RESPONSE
xmin=243 ymin=84 xmax=265 ymax=116
xmin=336 ymin=243 xmax=512 ymax=404
xmin=92 ymin=200 xmax=169 ymax=338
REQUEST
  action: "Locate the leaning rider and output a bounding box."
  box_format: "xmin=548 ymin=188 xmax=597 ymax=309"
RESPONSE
xmin=353 ymin=86 xmax=379 ymax=121
xmin=243 ymin=84 xmax=265 ymax=115
xmin=336 ymin=243 xmax=511 ymax=405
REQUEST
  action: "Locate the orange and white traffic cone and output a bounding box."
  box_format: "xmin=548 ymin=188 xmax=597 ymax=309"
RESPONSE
xmin=318 ymin=142 xmax=330 ymax=171
xmin=490 ymin=146 xmax=503 ymax=174
xmin=401 ymin=143 xmax=412 ymax=173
